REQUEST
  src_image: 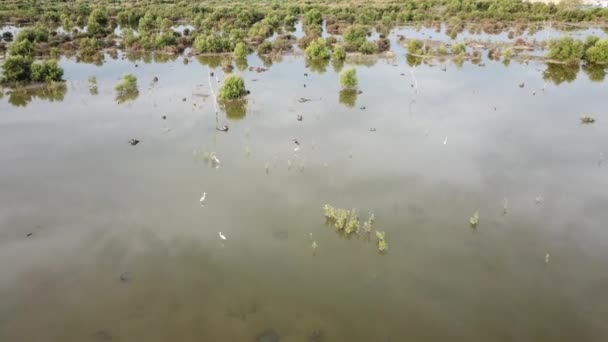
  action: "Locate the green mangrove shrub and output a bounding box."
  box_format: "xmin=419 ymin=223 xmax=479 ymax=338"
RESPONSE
xmin=585 ymin=39 xmax=608 ymax=64
xmin=305 ymin=38 xmax=330 ymax=60
xmin=548 ymin=37 xmax=584 ymax=64
xmin=219 ymin=75 xmax=247 ymax=100
xmin=332 ymin=44 xmax=346 ymax=61
xmin=340 ymin=68 xmax=358 ymax=89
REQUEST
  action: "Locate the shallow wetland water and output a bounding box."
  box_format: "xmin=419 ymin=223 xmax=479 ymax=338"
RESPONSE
xmin=1 ymin=25 xmax=608 ymax=341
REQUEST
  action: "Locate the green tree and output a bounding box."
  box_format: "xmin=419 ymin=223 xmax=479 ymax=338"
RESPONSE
xmin=584 ymin=39 xmax=608 ymax=64
xmin=332 ymin=44 xmax=346 ymax=61
xmin=340 ymin=68 xmax=358 ymax=89
xmin=452 ymin=42 xmax=466 ymax=55
xmin=30 ymin=59 xmax=63 ymax=82
xmin=219 ymin=75 xmax=247 ymax=100
xmin=1 ymin=55 xmax=33 ymax=83
xmin=407 ymin=39 xmax=423 ymax=55
xmin=193 ymin=34 xmax=233 ymax=53
xmin=305 ymin=38 xmax=330 ymax=60
xmin=234 ymin=42 xmax=248 ymax=59
xmin=88 ymin=9 xmax=109 ymax=35
xmin=359 ymin=41 xmax=377 ymax=54
xmin=548 ymin=37 xmax=584 ymax=64
xmin=9 ymin=39 xmax=34 ymax=57
xmin=304 ymin=9 xmax=322 ymax=26
xmin=343 ymin=25 xmax=369 ymax=50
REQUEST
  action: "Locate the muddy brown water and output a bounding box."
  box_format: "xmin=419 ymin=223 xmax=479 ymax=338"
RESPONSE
xmin=1 ymin=28 xmax=608 ymax=342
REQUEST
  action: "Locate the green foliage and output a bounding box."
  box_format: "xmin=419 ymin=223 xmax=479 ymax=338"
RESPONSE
xmin=15 ymin=26 xmax=48 ymax=43
xmin=343 ymin=25 xmax=369 ymax=51
xmin=138 ymin=11 xmax=157 ymax=33
xmin=407 ymin=39 xmax=424 ymax=55
xmin=503 ymin=47 xmax=514 ymax=59
xmin=332 ymin=44 xmax=346 ymax=61
xmin=79 ymin=37 xmax=101 ymax=58
xmin=437 ymin=44 xmax=447 ymax=55
xmin=248 ymin=21 xmax=273 ymax=41
xmin=375 ymin=231 xmax=388 ymax=252
xmin=9 ymin=39 xmax=34 ymax=57
xmin=193 ymin=34 xmax=233 ymax=53
xmin=359 ymin=41 xmax=377 ymax=54
xmin=257 ymin=41 xmax=272 ymax=55
xmin=548 ymin=37 xmax=584 ymax=64
xmin=160 ymin=18 xmax=173 ymax=32
xmin=305 ymin=38 xmax=330 ymax=60
xmin=1 ymin=55 xmax=33 ymax=83
xmin=114 ymin=74 xmax=139 ymax=103
xmin=304 ymin=9 xmax=322 ymax=26
xmin=323 ymin=205 xmax=359 ymax=233
xmin=452 ymin=42 xmax=466 ymax=55
xmin=219 ymin=75 xmax=247 ymax=100
xmin=233 ymin=42 xmax=248 ymax=59
xmin=584 ymin=39 xmax=608 ymax=64
xmin=87 ymin=9 xmax=109 ymax=36
xmin=30 ymin=59 xmax=63 ymax=82
xmin=339 ymin=67 xmax=358 ymax=89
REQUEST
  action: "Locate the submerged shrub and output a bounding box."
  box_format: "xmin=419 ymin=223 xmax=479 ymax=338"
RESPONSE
xmin=233 ymin=42 xmax=248 ymax=59
xmin=452 ymin=42 xmax=466 ymax=55
xmin=339 ymin=67 xmax=358 ymax=89
xmin=15 ymin=26 xmax=48 ymax=44
xmin=343 ymin=25 xmax=369 ymax=50
xmin=219 ymin=75 xmax=247 ymax=100
xmin=114 ymin=74 xmax=139 ymax=103
xmin=305 ymin=38 xmax=330 ymax=60
xmin=359 ymin=41 xmax=377 ymax=54
xmin=87 ymin=9 xmax=109 ymax=36
xmin=9 ymin=39 xmax=34 ymax=57
xmin=332 ymin=44 xmax=346 ymax=61
xmin=30 ymin=59 xmax=63 ymax=82
xmin=584 ymin=39 xmax=608 ymax=64
xmin=257 ymin=41 xmax=272 ymax=55
xmin=1 ymin=55 xmax=33 ymax=83
xmin=548 ymin=37 xmax=584 ymax=64
xmin=407 ymin=39 xmax=423 ymax=55
xmin=193 ymin=34 xmax=233 ymax=53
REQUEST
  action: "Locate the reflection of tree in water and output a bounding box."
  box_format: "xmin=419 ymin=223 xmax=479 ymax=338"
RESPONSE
xmin=197 ymin=55 xmax=222 ymax=68
xmin=452 ymin=55 xmax=465 ymax=69
xmin=347 ymin=55 xmax=378 ymax=67
xmin=332 ymin=60 xmax=344 ymax=73
xmin=582 ymin=63 xmax=606 ymax=83
xmin=406 ymin=54 xmax=422 ymax=67
xmin=153 ymin=53 xmax=178 ymax=63
xmin=339 ymin=89 xmax=357 ymax=108
xmin=6 ymin=82 xmax=67 ymax=107
xmin=77 ymin=54 xmax=104 ymax=66
xmin=307 ymin=58 xmax=329 ymax=74
xmin=235 ymin=58 xmax=248 ymax=71
xmin=543 ymin=63 xmax=579 ymax=85
xmin=220 ymin=99 xmax=247 ymax=120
